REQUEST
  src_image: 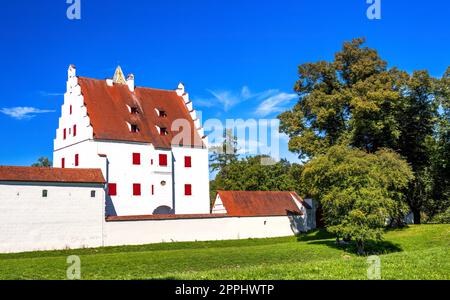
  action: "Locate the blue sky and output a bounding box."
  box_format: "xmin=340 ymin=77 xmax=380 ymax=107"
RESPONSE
xmin=0 ymin=0 xmax=449 ymax=166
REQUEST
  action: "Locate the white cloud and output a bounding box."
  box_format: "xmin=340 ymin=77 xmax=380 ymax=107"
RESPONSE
xmin=194 ymin=86 xmax=289 ymax=113
xmin=255 ymin=92 xmax=297 ymax=117
xmin=0 ymin=107 xmax=55 ymax=120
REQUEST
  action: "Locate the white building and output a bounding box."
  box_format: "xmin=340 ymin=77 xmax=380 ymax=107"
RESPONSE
xmin=53 ymin=65 xmax=210 ymax=216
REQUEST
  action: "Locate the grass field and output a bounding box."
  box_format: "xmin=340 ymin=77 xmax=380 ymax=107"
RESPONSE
xmin=0 ymin=224 xmax=448 ymax=280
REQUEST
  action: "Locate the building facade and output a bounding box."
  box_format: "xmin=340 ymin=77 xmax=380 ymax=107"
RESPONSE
xmin=53 ymin=65 xmax=210 ymax=216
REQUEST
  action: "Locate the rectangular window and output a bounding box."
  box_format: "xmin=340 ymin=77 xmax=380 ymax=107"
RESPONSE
xmin=91 ymin=190 xmax=96 ymax=198
xmin=159 ymin=154 xmax=168 ymax=166
xmin=151 ymin=185 xmax=154 ymax=195
xmin=108 ymin=183 xmax=117 ymax=196
xmin=185 ymin=156 xmax=192 ymax=168
xmin=42 ymin=190 xmax=48 ymax=198
xmin=63 ymin=128 xmax=66 ymax=140
xmin=73 ymin=125 xmax=77 ymax=137
xmin=61 ymin=158 xmax=65 ymax=168
xmin=132 ymin=153 xmax=141 ymax=165
xmin=70 ymin=105 xmax=72 ymax=115
xmin=185 ymin=184 xmax=192 ymax=196
xmin=151 ymin=159 xmax=154 ymax=166
xmin=133 ymin=183 xmax=141 ymax=196
xmin=75 ymin=154 xmax=79 ymax=166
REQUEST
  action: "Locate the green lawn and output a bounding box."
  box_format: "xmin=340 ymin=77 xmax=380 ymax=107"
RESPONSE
xmin=0 ymin=224 xmax=448 ymax=280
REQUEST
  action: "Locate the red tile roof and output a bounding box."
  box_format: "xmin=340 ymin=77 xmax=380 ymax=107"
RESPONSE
xmin=0 ymin=166 xmax=105 ymax=184
xmin=215 ymin=191 xmax=309 ymax=217
xmin=78 ymin=77 xmax=205 ymax=149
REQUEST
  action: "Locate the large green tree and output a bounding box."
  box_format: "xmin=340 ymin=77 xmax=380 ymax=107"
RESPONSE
xmin=302 ymin=145 xmax=414 ymax=254
xmin=279 ymin=38 xmax=448 ymax=223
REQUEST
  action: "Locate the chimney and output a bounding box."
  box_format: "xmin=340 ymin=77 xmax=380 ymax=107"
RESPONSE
xmin=126 ymin=74 xmax=135 ymax=92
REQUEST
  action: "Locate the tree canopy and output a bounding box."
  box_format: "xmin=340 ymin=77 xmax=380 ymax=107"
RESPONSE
xmin=302 ymin=145 xmax=414 ymax=254
xmin=279 ymin=37 xmax=449 ymax=224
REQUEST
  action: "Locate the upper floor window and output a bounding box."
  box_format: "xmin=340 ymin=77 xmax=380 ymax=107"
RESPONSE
xmin=73 ymin=125 xmax=77 ymax=137
xmin=132 ymin=153 xmax=141 ymax=165
xmin=70 ymin=105 xmax=72 ymax=115
xmin=159 ymin=154 xmax=168 ymax=166
xmin=133 ymin=183 xmax=141 ymax=196
xmin=108 ymin=183 xmax=117 ymax=196
xmin=63 ymin=128 xmax=66 ymax=140
xmin=184 ymin=184 xmax=192 ymax=196
xmin=185 ymin=156 xmax=192 ymax=168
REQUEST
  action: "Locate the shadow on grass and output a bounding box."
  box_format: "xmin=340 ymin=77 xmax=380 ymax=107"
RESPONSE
xmin=296 ymin=229 xmax=403 ymax=255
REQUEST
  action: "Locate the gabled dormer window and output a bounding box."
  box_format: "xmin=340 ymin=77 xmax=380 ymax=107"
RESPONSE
xmin=130 ymin=106 xmax=139 ymax=114
xmin=155 ymin=108 xmax=167 ymax=118
xmin=131 ymin=124 xmax=139 ymax=133
xmin=160 ymin=127 xmax=168 ymax=136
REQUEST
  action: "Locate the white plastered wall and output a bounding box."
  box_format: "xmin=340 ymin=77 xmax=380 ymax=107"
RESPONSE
xmin=0 ymin=182 xmax=105 ymax=253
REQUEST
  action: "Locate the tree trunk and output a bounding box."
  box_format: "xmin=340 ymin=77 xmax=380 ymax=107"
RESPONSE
xmin=356 ymin=240 xmax=365 ymax=255
xmin=412 ymin=208 xmax=421 ymax=224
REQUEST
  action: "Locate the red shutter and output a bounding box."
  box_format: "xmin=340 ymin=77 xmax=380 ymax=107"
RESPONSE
xmin=185 ymin=156 xmax=192 ymax=168
xmin=108 ymin=183 xmax=117 ymax=196
xmin=151 ymin=185 xmax=154 ymax=195
xmin=184 ymin=184 xmax=192 ymax=196
xmin=132 ymin=153 xmax=141 ymax=165
xmin=63 ymin=129 xmax=66 ymax=140
xmin=73 ymin=125 xmax=77 ymax=137
xmin=133 ymin=184 xmax=141 ymax=196
xmin=70 ymin=105 xmax=72 ymax=115
xmin=75 ymin=154 xmax=79 ymax=166
xmin=159 ymin=154 xmax=168 ymax=166
xmin=61 ymin=158 xmax=65 ymax=168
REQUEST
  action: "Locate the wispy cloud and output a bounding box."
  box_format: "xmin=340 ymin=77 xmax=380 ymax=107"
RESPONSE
xmin=38 ymin=91 xmax=64 ymax=97
xmin=194 ymin=86 xmax=292 ymax=114
xmin=255 ymin=92 xmax=297 ymax=117
xmin=0 ymin=107 xmax=55 ymax=120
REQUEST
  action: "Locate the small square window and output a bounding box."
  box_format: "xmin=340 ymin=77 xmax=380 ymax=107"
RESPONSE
xmin=42 ymin=190 xmax=48 ymax=198
xmin=132 ymin=153 xmax=141 ymax=165
xmin=184 ymin=184 xmax=192 ymax=196
xmin=185 ymin=156 xmax=192 ymax=168
xmin=108 ymin=183 xmax=117 ymax=196
xmin=91 ymin=190 xmax=96 ymax=198
xmin=133 ymin=183 xmax=141 ymax=196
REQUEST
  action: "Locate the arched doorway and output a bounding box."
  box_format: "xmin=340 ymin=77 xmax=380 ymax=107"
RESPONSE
xmin=153 ymin=206 xmax=173 ymax=215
